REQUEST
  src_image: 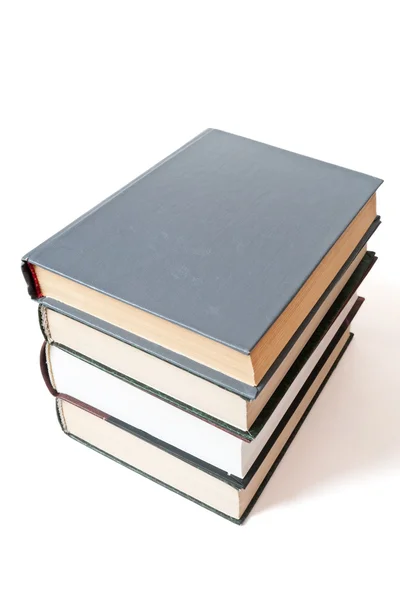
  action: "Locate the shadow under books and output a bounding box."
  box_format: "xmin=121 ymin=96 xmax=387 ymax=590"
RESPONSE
xmin=251 ymin=280 xmax=400 ymax=518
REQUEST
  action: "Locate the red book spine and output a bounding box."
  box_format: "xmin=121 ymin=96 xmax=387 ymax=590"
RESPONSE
xmin=21 ymin=261 xmax=43 ymax=299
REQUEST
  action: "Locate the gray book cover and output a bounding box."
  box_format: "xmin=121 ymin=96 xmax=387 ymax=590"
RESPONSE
xmin=23 ymin=129 xmax=382 ymax=353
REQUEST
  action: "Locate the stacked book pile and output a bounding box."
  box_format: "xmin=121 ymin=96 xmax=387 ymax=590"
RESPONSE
xmin=22 ymin=129 xmax=382 ymax=523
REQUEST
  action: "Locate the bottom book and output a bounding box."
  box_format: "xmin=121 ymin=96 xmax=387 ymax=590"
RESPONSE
xmin=56 ymin=327 xmax=353 ymax=524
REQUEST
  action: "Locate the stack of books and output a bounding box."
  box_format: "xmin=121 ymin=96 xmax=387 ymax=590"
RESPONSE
xmin=22 ymin=129 xmax=382 ymax=523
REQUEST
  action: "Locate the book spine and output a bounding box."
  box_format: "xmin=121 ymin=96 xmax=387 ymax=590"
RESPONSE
xmin=63 ymin=395 xmax=110 ymax=419
xmin=21 ymin=261 xmax=43 ymax=299
xmin=40 ymin=342 xmax=57 ymax=396
xmin=38 ymin=340 xmax=69 ymax=433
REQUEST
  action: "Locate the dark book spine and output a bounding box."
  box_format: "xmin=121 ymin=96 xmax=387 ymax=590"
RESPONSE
xmin=40 ymin=342 xmax=57 ymax=396
xmin=59 ymin=395 xmax=109 ymax=420
xmin=39 ymin=341 xmax=68 ymax=432
xmin=21 ymin=261 xmax=43 ymax=299
xmin=40 ymin=338 xmax=110 ymax=432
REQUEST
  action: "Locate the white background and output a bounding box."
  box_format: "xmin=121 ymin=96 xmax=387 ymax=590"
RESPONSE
xmin=1 ymin=2 xmax=399 ymax=599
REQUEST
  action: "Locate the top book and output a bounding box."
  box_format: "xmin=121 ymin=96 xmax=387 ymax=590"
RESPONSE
xmin=22 ymin=129 xmax=382 ymax=385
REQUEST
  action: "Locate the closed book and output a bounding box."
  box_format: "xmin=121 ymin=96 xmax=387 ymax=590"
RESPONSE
xmin=54 ymin=325 xmax=354 ymax=523
xmin=22 ymin=129 xmax=382 ymax=385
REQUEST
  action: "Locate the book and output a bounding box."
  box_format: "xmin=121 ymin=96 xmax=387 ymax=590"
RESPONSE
xmin=54 ymin=326 xmax=353 ymax=523
xmin=22 ymin=129 xmax=382 ymax=385
xmin=40 ymin=250 xmax=376 ymax=433
xmin=41 ymin=293 xmax=363 ymax=478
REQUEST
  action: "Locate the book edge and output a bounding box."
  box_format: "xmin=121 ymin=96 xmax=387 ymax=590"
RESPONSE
xmin=56 ymin=333 xmax=353 ymax=525
xmin=240 ymin=332 xmax=354 ymax=523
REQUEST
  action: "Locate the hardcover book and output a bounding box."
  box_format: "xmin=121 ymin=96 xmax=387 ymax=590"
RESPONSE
xmin=54 ymin=326 xmax=353 ymax=523
xmin=22 ymin=129 xmax=382 ymax=385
